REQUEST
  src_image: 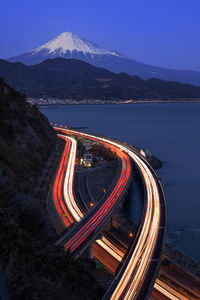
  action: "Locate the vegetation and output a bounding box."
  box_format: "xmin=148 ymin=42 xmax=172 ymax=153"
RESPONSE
xmin=0 ymin=77 xmax=56 ymax=192
xmin=1 ymin=58 xmax=200 ymax=100
xmin=0 ymin=79 xmax=95 ymax=299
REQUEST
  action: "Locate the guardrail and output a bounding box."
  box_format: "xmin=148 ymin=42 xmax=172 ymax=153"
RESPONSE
xmin=54 ymin=157 xmax=125 ymax=248
xmin=46 ymin=139 xmax=69 ymax=235
xmin=103 ymin=147 xmax=166 ymax=300
xmin=53 ymin=127 xmax=166 ymax=299
xmin=54 ymin=130 xmax=132 ymax=258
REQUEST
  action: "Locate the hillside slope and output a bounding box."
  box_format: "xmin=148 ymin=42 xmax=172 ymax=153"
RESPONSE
xmin=1 ymin=58 xmax=200 ymax=100
xmin=0 ymin=77 xmax=56 ymax=191
xmin=0 ymin=79 xmax=95 ymax=300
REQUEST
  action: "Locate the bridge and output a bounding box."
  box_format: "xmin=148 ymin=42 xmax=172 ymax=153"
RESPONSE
xmin=54 ymin=131 xmax=132 ymax=257
xmin=51 ymin=127 xmax=166 ymax=299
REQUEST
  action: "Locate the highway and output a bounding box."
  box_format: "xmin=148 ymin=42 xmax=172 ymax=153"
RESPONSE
xmin=60 ymin=134 xmax=83 ymax=222
xmin=52 ymin=134 xmax=84 ymax=228
xmin=94 ymin=236 xmax=189 ymax=300
xmin=52 ymin=135 xmax=74 ymax=227
xmin=104 ymin=149 xmax=165 ymax=300
xmin=52 ymin=132 xmax=131 ymax=246
xmin=54 ymin=140 xmax=131 ymax=255
xmin=53 ymin=127 xmax=166 ymax=299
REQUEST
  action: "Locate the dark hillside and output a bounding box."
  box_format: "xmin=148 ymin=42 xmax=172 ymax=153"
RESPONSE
xmin=0 ymin=79 xmax=95 ymax=299
xmin=0 ymin=77 xmax=56 ymax=192
xmin=1 ymin=58 xmax=200 ymax=100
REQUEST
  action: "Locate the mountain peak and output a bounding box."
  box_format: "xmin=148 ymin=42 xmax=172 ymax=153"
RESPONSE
xmin=8 ymin=32 xmax=200 ymax=86
xmin=33 ymin=31 xmax=122 ymax=57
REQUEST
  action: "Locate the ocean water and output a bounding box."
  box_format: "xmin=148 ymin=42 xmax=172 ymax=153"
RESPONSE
xmin=41 ymin=103 xmax=200 ymax=261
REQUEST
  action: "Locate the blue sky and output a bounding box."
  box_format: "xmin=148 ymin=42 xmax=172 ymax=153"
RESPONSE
xmin=1 ymin=0 xmax=200 ymax=71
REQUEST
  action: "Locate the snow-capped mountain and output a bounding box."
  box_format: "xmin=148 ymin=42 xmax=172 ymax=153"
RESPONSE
xmin=8 ymin=31 xmax=200 ymax=85
xmin=33 ymin=31 xmax=123 ymax=58
xmin=8 ymin=31 xmax=125 ymax=65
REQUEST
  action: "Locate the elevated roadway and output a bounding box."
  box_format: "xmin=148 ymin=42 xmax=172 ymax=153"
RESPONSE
xmin=54 ymin=127 xmax=166 ymax=299
xmin=52 ymin=127 xmax=166 ymax=299
xmin=94 ymin=235 xmax=189 ymax=299
xmin=51 ymin=137 xmax=194 ymax=300
xmin=54 ymin=133 xmax=132 ymax=256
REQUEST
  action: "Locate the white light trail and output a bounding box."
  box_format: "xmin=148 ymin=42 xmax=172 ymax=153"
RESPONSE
xmin=58 ymin=134 xmax=83 ymax=222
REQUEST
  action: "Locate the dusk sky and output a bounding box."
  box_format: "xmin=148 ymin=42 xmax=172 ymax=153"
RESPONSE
xmin=1 ymin=0 xmax=200 ymax=71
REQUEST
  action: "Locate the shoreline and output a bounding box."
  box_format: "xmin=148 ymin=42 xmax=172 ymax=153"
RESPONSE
xmin=74 ymin=137 xmax=200 ymax=287
xmin=37 ymin=99 xmax=200 ymax=107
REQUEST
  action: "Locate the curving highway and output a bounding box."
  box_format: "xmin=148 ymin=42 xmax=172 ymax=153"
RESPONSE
xmin=106 ymin=149 xmax=164 ymax=300
xmin=54 ymin=133 xmax=132 ymax=255
xmin=53 ymin=135 xmax=74 ymax=227
xmin=60 ymin=134 xmax=84 ymax=222
xmin=53 ymin=127 xmax=166 ymax=299
xmin=53 ymin=134 xmax=84 ymax=228
xmin=95 ymin=236 xmax=189 ymax=300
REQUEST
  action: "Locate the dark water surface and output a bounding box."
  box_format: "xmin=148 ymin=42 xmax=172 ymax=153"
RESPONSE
xmin=41 ymin=103 xmax=200 ymax=261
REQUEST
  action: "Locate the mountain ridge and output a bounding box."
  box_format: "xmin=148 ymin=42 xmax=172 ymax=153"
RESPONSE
xmin=8 ymin=31 xmax=200 ymax=86
xmin=1 ymin=57 xmax=200 ymax=100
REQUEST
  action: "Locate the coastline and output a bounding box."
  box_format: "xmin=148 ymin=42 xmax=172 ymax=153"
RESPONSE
xmin=41 ymin=103 xmax=200 ymax=262
xmin=38 ymin=99 xmax=200 ymax=107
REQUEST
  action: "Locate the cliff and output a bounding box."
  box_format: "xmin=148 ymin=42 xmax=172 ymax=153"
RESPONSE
xmin=0 ymin=79 xmax=95 ymax=299
xmin=0 ymin=77 xmax=56 ymax=192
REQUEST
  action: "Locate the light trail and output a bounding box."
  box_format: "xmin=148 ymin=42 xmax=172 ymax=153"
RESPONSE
xmin=53 ymin=136 xmax=74 ymax=226
xmin=60 ymin=135 xmax=84 ymax=222
xmin=53 ymin=134 xmax=83 ymax=228
xmin=96 ymin=237 xmax=124 ymax=262
xmin=55 ymin=127 xmax=165 ymax=299
xmin=95 ymin=237 xmax=189 ymax=300
xmin=154 ymin=279 xmax=189 ymax=300
xmin=111 ymin=153 xmax=160 ymax=300
xmin=53 ymin=128 xmax=189 ymax=300
xmin=63 ymin=151 xmax=131 ymax=253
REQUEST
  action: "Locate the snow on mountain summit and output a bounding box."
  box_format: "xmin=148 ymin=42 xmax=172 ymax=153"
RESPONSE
xmin=8 ymin=31 xmax=127 ymax=67
xmin=7 ymin=31 xmax=200 ymax=85
xmin=33 ymin=31 xmax=123 ymax=57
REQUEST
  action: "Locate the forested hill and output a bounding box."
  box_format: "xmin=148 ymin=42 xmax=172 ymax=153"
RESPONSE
xmin=0 ymin=79 xmax=95 ymax=299
xmin=0 ymin=77 xmax=56 ymax=191
xmin=1 ymin=58 xmax=200 ymax=100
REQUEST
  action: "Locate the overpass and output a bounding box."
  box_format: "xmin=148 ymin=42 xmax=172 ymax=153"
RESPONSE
xmin=52 ymin=127 xmax=166 ymax=299
xmin=54 ymin=131 xmax=132 ymax=257
xmin=94 ymin=235 xmax=189 ymax=300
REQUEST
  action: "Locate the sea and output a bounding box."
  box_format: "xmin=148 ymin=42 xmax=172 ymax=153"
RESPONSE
xmin=40 ymin=102 xmax=200 ymax=261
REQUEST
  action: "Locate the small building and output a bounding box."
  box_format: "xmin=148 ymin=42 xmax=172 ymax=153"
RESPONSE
xmin=82 ymin=140 xmax=92 ymax=151
xmin=80 ymin=153 xmax=93 ymax=167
